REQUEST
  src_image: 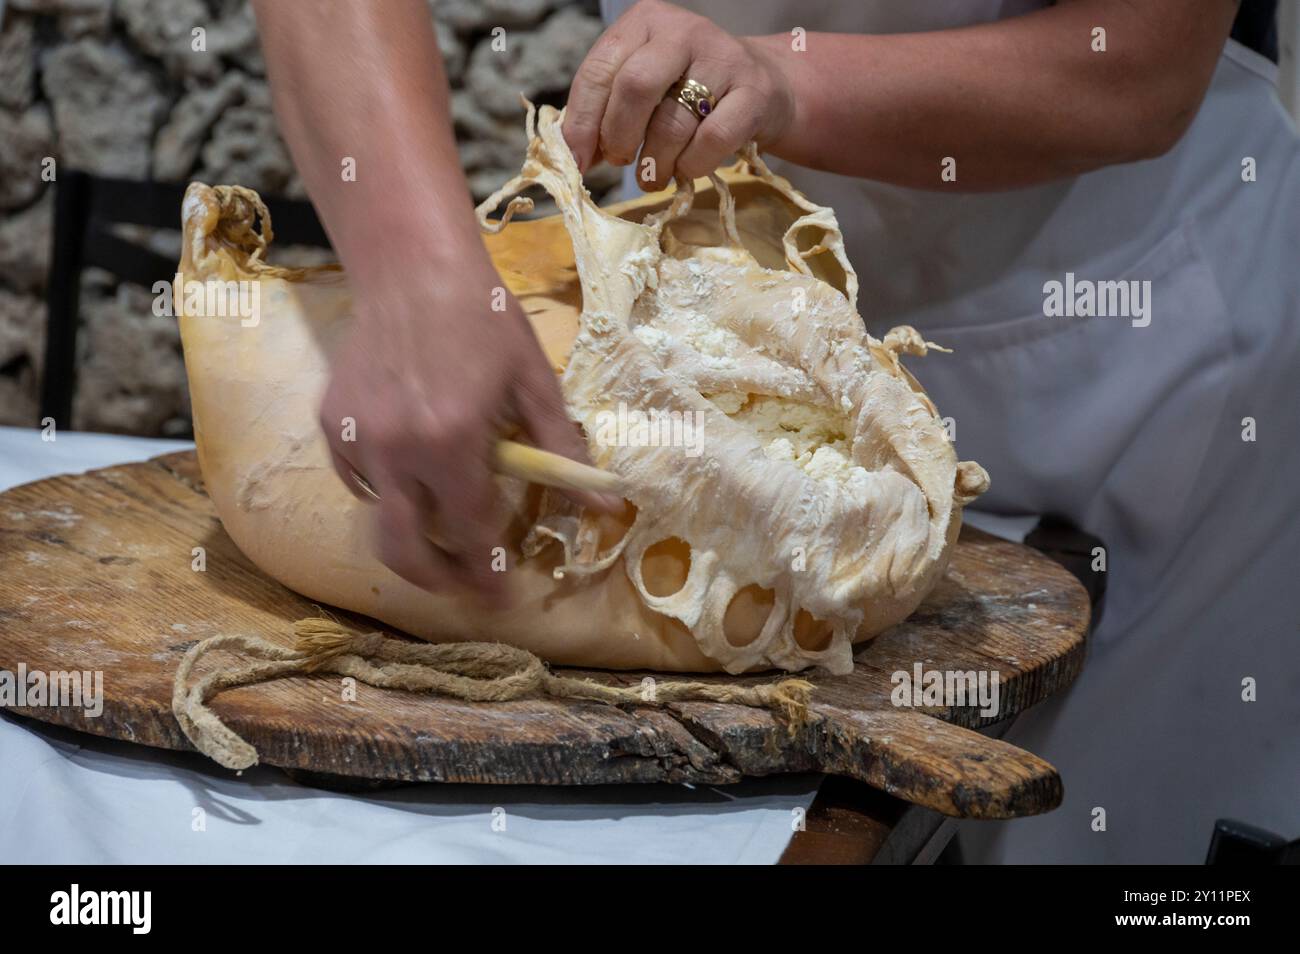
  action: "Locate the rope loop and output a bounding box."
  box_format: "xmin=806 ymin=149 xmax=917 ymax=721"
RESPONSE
xmin=172 ymin=619 xmax=813 ymax=771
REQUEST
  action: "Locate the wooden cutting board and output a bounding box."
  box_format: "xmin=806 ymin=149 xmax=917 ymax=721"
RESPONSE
xmin=0 ymin=451 xmax=1089 ymax=818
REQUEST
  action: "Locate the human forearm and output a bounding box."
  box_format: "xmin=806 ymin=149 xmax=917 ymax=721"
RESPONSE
xmin=252 ymin=0 xmax=486 ymax=296
xmin=758 ymin=0 xmax=1235 ymax=190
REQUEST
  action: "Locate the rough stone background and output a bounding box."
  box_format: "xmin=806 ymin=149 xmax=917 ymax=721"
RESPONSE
xmin=0 ymin=0 xmax=615 ymax=435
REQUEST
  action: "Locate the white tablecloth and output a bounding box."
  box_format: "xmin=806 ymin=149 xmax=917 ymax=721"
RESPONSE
xmin=0 ymin=426 xmax=818 ymax=864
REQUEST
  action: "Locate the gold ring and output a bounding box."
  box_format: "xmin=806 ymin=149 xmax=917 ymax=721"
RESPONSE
xmin=671 ymin=78 xmax=715 ymax=120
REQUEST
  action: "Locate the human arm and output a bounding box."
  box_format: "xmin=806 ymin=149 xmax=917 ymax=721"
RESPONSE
xmin=563 ymin=0 xmax=1238 ymax=192
xmin=253 ymin=0 xmax=613 ymax=596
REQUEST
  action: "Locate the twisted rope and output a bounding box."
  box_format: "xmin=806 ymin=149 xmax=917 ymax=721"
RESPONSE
xmin=172 ymin=619 xmax=814 ymax=771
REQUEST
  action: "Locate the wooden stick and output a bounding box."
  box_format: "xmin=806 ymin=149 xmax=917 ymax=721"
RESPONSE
xmin=350 ymin=440 xmax=623 ymax=501
xmin=494 ymin=439 xmax=623 ymax=495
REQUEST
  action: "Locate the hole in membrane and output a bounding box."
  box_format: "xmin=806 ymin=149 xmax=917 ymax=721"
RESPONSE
xmin=793 ymin=609 xmax=834 ymax=652
xmin=641 ymin=536 xmax=691 ymax=597
xmin=723 ymin=584 xmax=775 ymax=647
xmin=594 ymin=500 xmax=638 ymax=550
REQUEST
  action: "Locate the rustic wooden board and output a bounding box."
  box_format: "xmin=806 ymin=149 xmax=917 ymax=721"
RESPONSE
xmin=0 ymin=452 xmax=1089 ymax=818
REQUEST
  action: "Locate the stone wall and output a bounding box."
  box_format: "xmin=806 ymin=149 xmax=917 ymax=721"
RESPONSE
xmin=0 ymin=0 xmax=611 ymax=435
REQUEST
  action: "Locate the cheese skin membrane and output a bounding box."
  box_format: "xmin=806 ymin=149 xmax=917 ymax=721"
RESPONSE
xmin=176 ymin=103 xmax=988 ymax=675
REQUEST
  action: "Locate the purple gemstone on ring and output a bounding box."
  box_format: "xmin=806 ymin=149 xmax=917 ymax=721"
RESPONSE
xmin=699 ymin=100 xmax=711 ymax=116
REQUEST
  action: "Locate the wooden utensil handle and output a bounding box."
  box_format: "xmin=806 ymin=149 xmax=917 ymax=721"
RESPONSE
xmin=350 ymin=440 xmax=623 ymax=501
xmin=495 ymin=439 xmax=623 ymax=495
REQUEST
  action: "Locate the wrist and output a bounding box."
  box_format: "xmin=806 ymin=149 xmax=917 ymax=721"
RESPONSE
xmin=324 ymin=161 xmax=488 ymax=274
xmin=746 ymin=33 xmax=812 ymax=157
xmin=348 ymin=242 xmax=503 ymax=330
xmin=342 ymin=213 xmax=495 ymax=302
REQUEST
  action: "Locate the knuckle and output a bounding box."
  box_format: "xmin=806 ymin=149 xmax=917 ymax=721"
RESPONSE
xmin=697 ymin=118 xmax=738 ymax=153
xmin=630 ymin=0 xmax=663 ymax=17
xmin=708 ymin=33 xmax=746 ymax=63
xmin=370 ymin=419 xmax=411 ymax=455
xmin=581 ymin=43 xmax=625 ymax=88
xmin=425 ymin=410 xmax=477 ymax=449
xmin=564 ymin=112 xmax=597 ymax=137
xmin=615 ymin=63 xmax=659 ymax=100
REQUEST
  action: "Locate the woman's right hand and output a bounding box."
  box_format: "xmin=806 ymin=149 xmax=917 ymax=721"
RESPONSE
xmin=319 ymin=251 xmax=616 ymax=599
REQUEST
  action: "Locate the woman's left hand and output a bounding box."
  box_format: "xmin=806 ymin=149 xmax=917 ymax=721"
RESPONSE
xmin=562 ymin=0 xmax=794 ymax=191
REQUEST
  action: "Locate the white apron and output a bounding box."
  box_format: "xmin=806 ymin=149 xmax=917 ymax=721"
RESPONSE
xmin=603 ymin=0 xmax=1300 ymax=862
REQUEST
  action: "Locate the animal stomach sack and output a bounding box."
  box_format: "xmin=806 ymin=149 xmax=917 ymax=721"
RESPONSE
xmin=176 ymin=103 xmax=988 ymax=676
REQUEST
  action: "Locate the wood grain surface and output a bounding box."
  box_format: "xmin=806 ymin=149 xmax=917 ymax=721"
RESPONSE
xmin=0 ymin=452 xmax=1089 ymax=818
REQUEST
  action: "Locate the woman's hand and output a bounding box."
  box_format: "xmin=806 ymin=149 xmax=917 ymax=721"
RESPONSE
xmin=562 ymin=0 xmax=795 ymax=191
xmin=320 ymin=251 xmax=615 ymax=598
